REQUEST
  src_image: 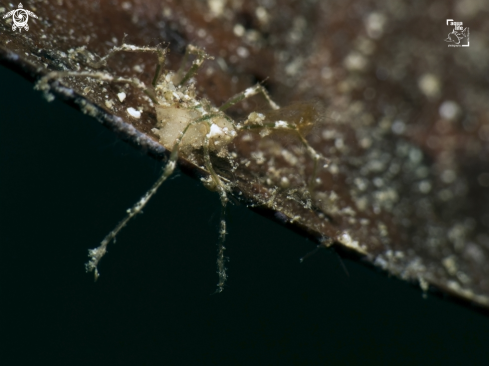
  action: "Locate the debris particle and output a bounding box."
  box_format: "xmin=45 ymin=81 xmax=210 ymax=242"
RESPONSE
xmin=126 ymin=107 xmax=141 ymax=118
xmin=418 ymin=73 xmax=441 ymax=98
xmin=117 ymin=92 xmax=126 ymax=102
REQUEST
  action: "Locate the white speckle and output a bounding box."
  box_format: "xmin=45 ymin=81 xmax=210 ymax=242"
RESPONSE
xmin=344 ymin=52 xmax=367 ymax=71
xmin=247 ymin=112 xmax=265 ymax=125
xmin=375 ymin=256 xmax=388 ymax=269
xmin=105 ymin=100 xmax=113 ymax=109
xmin=418 ymin=180 xmax=432 ymax=193
xmin=418 ymin=73 xmax=440 ymax=98
xmin=354 ymin=177 xmax=368 ymax=191
xmin=255 ymin=7 xmax=269 ymax=24
xmin=280 ymin=177 xmax=290 ymax=188
xmin=285 ymin=58 xmax=303 ymax=76
xmin=197 ymin=28 xmax=207 ymax=38
xmin=117 ymin=92 xmax=126 ymax=102
xmin=163 ymin=7 xmax=172 ymax=17
xmin=321 ymin=129 xmax=336 ymax=140
xmin=329 ymin=164 xmax=339 ymax=174
xmin=419 ymin=277 xmax=429 ymax=293
xmin=244 ymin=87 xmax=255 ymax=98
xmin=442 ymin=256 xmax=458 ymax=276
xmin=233 ymin=24 xmax=245 ymax=37
xmin=121 ymin=1 xmax=132 ymax=10
xmin=439 ymin=100 xmax=460 ymax=121
xmin=335 ymin=138 xmax=344 ymax=149
xmin=441 ymin=169 xmax=456 ymax=184
xmin=207 ymin=0 xmax=225 ymax=17
xmin=281 ymin=149 xmax=298 ymax=166
xmin=355 ymin=196 xmax=368 ymax=211
xmin=251 ymin=151 xmax=266 ymax=165
xmin=373 ymin=177 xmax=384 ymax=187
xmin=365 ymin=12 xmax=387 ymax=39
xmin=208 ymin=123 xmax=223 ymax=138
xmin=339 ymin=232 xmax=362 ymax=251
xmin=275 ymin=120 xmax=288 ymax=128
xmin=127 ymin=107 xmax=141 ymax=118
xmin=133 ymin=64 xmax=143 ymax=73
xmin=236 ymin=46 xmax=249 ymax=58
xmin=409 ymin=148 xmax=423 ymax=164
xmin=391 ymin=120 xmax=405 ymax=135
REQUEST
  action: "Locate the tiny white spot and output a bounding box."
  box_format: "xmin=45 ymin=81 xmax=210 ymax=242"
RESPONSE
xmin=121 ymin=1 xmax=132 ymax=10
xmin=233 ymin=24 xmax=245 ymax=37
xmin=391 ymin=120 xmax=405 ymax=135
xmin=197 ymin=28 xmax=207 ymax=38
xmin=255 ymin=7 xmax=269 ymax=24
xmin=441 ymin=169 xmax=456 ymax=184
xmin=117 ymin=92 xmax=126 ymax=102
xmin=439 ymin=100 xmax=460 ymax=121
xmin=344 ymin=52 xmax=367 ymax=71
xmin=208 ymin=124 xmax=223 ymax=138
xmin=418 ymin=73 xmax=440 ymax=98
xmin=365 ymin=12 xmax=387 ymax=39
xmin=236 ymin=47 xmax=249 ymax=58
xmin=127 ymin=107 xmax=141 ymax=119
xmin=419 ymin=180 xmax=432 ymax=193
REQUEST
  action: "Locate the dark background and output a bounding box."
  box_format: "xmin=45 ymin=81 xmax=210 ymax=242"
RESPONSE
xmin=1 ymin=65 xmax=488 ymax=365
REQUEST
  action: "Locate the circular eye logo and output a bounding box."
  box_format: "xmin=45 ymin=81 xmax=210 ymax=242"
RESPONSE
xmin=3 ymin=3 xmax=38 ymax=32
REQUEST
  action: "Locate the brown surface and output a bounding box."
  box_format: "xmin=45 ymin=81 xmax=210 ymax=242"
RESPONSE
xmin=1 ymin=0 xmax=488 ymax=309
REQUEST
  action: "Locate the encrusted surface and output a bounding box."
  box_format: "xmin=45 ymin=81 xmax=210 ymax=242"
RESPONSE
xmin=1 ymin=0 xmax=488 ymax=309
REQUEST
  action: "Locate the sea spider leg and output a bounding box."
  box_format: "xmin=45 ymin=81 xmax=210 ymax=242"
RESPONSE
xmin=81 ymin=42 xmax=168 ymax=99
xmin=86 ymin=113 xmax=215 ymax=280
xmin=219 ymin=82 xmax=280 ymax=112
xmin=202 ymin=125 xmax=229 ymax=293
xmin=84 ymin=43 xmax=168 ymax=88
xmin=35 ymin=71 xmax=149 ymax=102
xmin=177 ymin=45 xmax=214 ymax=86
xmin=86 ymin=142 xmax=180 ymax=280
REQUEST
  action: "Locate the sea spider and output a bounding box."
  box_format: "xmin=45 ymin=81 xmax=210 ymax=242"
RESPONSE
xmin=35 ymin=43 xmax=327 ymax=292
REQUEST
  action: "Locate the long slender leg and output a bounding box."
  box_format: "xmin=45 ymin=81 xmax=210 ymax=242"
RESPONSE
xmin=293 ymin=126 xmax=329 ymax=193
xmin=215 ymin=205 xmax=228 ymax=293
xmin=85 ymin=114 xmax=214 ymax=280
xmin=219 ymin=82 xmax=280 ymax=112
xmin=86 ymin=146 xmax=179 ymax=280
xmin=177 ymin=45 xmax=214 ymax=86
xmin=87 ymin=43 xmax=166 ymax=73
xmin=84 ymin=43 xmax=167 ymax=81
xmin=202 ymin=125 xmax=230 ymax=292
xmin=79 ymin=43 xmax=167 ymax=87
xmin=35 ymin=70 xmax=151 ymax=102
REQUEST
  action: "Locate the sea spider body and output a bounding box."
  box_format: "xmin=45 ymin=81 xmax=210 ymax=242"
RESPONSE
xmin=152 ymin=71 xmax=236 ymax=157
xmin=35 ymin=43 xmax=325 ymax=293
